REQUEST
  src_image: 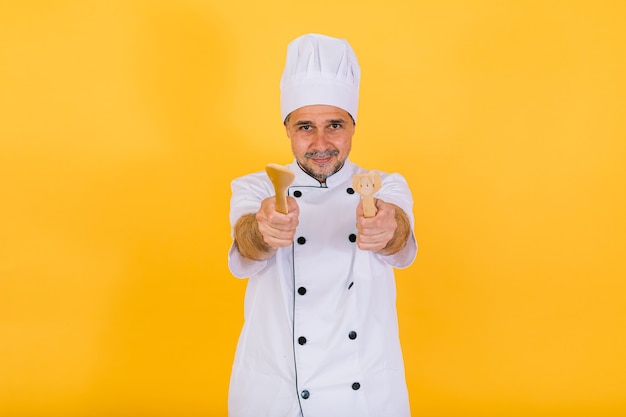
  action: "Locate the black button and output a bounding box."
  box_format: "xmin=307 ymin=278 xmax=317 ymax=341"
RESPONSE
xmin=349 ymin=331 xmax=357 ymax=340
xmin=348 ymin=233 xmax=357 ymax=242
xmin=298 ymin=336 xmax=307 ymax=345
xmin=301 ymin=390 xmax=310 ymax=399
xmin=293 ymin=190 xmax=302 ymax=197
xmin=297 ymin=236 xmax=306 ymax=245
xmin=298 ymin=287 xmax=307 ymax=295
xmin=347 ymin=187 xmax=354 ymax=194
xmin=352 ymin=382 xmax=360 ymax=390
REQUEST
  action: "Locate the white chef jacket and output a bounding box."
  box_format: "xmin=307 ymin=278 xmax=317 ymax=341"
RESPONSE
xmin=227 ymin=159 xmax=417 ymax=417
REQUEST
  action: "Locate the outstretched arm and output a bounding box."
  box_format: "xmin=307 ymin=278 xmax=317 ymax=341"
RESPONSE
xmin=355 ymin=199 xmax=410 ymax=255
xmin=234 ymin=196 xmax=299 ymax=261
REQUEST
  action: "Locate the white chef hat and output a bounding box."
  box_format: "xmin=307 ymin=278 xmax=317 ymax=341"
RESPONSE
xmin=280 ymin=33 xmax=361 ymax=123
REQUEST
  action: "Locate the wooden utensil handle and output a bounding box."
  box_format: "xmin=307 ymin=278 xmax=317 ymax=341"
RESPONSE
xmin=275 ymin=194 xmax=289 ymax=214
xmin=362 ymin=196 xmax=376 ymax=218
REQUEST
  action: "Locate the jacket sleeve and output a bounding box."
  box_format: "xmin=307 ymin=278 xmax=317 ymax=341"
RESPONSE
xmin=227 ymin=172 xmax=274 ymax=278
xmin=376 ymin=172 xmax=418 ymax=269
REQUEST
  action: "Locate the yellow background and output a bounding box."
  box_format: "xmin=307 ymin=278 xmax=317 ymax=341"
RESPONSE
xmin=1 ymin=1 xmax=625 ymax=416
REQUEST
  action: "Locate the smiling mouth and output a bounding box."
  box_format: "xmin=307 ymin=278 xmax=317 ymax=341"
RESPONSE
xmin=311 ymin=156 xmax=332 ymax=165
xmin=306 ymin=150 xmax=338 ymax=166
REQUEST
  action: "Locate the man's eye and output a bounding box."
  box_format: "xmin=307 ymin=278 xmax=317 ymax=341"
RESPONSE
xmin=299 ymin=125 xmax=311 ymax=131
xmin=330 ymin=123 xmax=341 ymax=129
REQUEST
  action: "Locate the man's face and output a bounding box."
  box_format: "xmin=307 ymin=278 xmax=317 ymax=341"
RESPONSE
xmin=284 ymin=105 xmax=355 ymax=183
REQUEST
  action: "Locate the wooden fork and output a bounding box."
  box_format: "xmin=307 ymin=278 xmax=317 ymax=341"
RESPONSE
xmin=266 ymin=163 xmax=295 ymax=214
xmin=352 ymin=172 xmax=382 ymax=217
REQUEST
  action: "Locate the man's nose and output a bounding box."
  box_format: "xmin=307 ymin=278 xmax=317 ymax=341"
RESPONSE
xmin=311 ymin=131 xmax=330 ymax=148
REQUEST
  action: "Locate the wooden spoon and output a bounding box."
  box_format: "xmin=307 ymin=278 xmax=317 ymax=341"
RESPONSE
xmin=352 ymin=172 xmax=382 ymax=217
xmin=266 ymin=163 xmax=295 ymax=214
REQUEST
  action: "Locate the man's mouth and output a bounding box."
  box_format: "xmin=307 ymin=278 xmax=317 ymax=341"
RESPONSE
xmin=306 ymin=151 xmax=338 ymax=166
xmin=311 ymin=156 xmax=332 ymax=165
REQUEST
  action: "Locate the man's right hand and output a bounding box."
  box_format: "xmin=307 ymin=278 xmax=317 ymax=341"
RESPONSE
xmin=233 ymin=196 xmax=300 ymax=261
xmin=256 ymin=196 xmax=300 ymax=249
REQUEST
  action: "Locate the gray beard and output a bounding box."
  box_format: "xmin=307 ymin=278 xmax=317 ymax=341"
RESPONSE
xmin=297 ymin=159 xmax=345 ymax=182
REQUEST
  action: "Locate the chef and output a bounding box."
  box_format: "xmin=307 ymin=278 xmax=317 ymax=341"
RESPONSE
xmin=227 ymin=33 xmax=418 ymax=417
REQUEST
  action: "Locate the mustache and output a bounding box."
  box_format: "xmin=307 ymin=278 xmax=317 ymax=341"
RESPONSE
xmin=304 ymin=150 xmax=339 ymax=159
